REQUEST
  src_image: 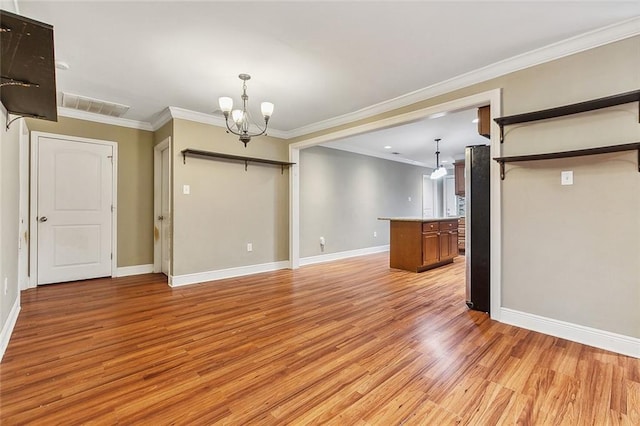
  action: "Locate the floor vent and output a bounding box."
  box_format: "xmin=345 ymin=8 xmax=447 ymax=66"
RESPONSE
xmin=61 ymin=92 xmax=130 ymax=117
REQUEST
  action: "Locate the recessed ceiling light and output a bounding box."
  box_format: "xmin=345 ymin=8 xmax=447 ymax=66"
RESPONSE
xmin=472 ymin=118 xmax=479 ymax=123
xmin=441 ymin=160 xmax=449 ymax=163
xmin=55 ymin=60 xmax=70 ymax=71
xmin=384 ymin=145 xmax=392 ymax=149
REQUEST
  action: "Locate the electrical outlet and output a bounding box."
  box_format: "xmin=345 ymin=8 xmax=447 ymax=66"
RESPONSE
xmin=408 ymin=196 xmax=412 ymax=202
xmin=373 ymin=231 xmax=377 ymax=238
xmin=320 ymin=237 xmax=325 ymax=246
xmin=247 ymin=243 xmax=253 ymax=252
xmin=183 ymin=184 xmax=190 ymax=194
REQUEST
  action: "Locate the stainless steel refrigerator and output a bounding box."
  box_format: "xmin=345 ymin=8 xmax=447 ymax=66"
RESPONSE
xmin=465 ymin=145 xmax=491 ymax=313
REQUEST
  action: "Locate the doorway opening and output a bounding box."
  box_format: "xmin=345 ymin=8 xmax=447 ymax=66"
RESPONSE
xmin=153 ymin=137 xmax=172 ymax=276
xmin=288 ymin=89 xmax=502 ymax=319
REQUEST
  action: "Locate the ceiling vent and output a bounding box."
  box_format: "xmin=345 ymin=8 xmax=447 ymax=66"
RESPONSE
xmin=60 ymin=92 xmax=130 ymax=117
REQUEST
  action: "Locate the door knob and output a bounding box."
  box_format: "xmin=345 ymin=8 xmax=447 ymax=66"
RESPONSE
xmin=39 ymin=216 xmax=48 ymax=222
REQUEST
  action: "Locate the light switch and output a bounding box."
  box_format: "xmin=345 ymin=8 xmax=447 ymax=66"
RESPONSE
xmin=183 ymin=184 xmax=190 ymax=194
xmin=561 ymin=171 xmax=573 ymax=186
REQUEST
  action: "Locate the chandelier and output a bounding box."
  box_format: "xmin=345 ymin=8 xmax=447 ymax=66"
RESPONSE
xmin=218 ymin=74 xmax=274 ymax=147
xmin=430 ymin=138 xmax=447 ymax=179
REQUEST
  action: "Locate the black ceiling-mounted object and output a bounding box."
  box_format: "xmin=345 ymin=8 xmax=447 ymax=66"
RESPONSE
xmin=0 ymin=9 xmax=57 ymax=129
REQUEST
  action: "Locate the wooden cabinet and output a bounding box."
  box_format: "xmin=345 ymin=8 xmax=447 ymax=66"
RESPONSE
xmin=454 ymin=161 xmax=465 ymax=196
xmin=422 ymin=232 xmax=439 ymax=265
xmin=389 ymin=219 xmax=459 ymax=273
xmin=478 ymin=105 xmax=490 ymax=139
xmin=438 ymin=221 xmax=458 ymax=260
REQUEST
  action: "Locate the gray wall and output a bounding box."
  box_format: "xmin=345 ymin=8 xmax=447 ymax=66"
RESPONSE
xmin=299 ymin=146 xmax=428 ymax=257
xmin=0 ymin=105 xmax=21 ymax=354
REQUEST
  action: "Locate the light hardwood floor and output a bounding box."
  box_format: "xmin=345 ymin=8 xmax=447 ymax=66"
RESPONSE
xmin=1 ymin=254 xmax=638 ymax=424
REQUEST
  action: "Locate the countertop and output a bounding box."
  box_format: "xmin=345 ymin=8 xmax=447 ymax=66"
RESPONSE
xmin=378 ymin=216 xmax=460 ymax=223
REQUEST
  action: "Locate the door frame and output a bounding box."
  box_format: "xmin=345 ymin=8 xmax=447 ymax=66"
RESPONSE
xmin=29 ymin=132 xmax=118 ymax=286
xmin=289 ymin=89 xmax=503 ymax=320
xmin=153 ymin=137 xmax=172 ymax=274
xmin=18 ymin=119 xmax=30 ymax=290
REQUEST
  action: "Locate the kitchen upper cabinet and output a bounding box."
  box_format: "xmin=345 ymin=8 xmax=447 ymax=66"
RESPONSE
xmin=454 ymin=161 xmax=465 ymax=196
xmin=477 ymin=105 xmax=490 ymax=139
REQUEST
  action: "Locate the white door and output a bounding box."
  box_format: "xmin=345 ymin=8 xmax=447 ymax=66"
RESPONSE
xmin=422 ymin=175 xmax=435 ymax=218
xmin=37 ymin=136 xmax=113 ymax=284
xmin=160 ymin=145 xmax=171 ymax=275
xmin=443 ymin=176 xmax=457 ymax=217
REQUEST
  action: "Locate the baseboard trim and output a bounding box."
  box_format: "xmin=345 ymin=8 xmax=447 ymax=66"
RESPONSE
xmin=115 ymin=264 xmax=155 ymax=277
xmin=300 ymin=245 xmax=390 ymax=266
xmin=170 ymin=261 xmax=290 ymax=287
xmin=500 ymin=307 xmax=639 ymax=359
xmin=0 ymin=294 xmax=21 ymax=363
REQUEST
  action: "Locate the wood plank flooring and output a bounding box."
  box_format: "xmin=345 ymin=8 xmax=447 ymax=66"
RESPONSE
xmin=1 ymin=254 xmax=638 ymax=424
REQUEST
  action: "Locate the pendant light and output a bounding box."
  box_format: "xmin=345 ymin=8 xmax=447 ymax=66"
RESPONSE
xmin=430 ymin=138 xmax=447 ymax=179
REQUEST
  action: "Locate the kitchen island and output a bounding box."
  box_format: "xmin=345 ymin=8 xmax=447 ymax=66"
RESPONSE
xmin=379 ymin=217 xmax=459 ymax=272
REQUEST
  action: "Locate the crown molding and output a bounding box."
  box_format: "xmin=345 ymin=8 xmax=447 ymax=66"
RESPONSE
xmin=57 ymin=107 xmax=154 ymax=131
xmin=150 ymin=107 xmax=173 ymax=131
xmin=283 ymin=16 xmax=640 ymax=139
xmin=167 ymin=106 xmax=289 ymax=139
xmin=322 ymin=144 xmax=431 ymax=169
xmin=53 ymin=17 xmax=639 ymax=139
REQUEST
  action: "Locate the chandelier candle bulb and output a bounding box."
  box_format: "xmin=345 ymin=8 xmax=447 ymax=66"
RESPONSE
xmin=219 ymin=97 xmax=233 ymax=113
xmin=232 ymin=109 xmax=244 ymax=126
xmin=261 ymin=102 xmax=274 ymax=118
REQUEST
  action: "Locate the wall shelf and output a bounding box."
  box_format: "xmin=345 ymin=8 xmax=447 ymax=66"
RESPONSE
xmin=0 ymin=10 xmax=57 ymax=129
xmin=494 ymin=142 xmax=640 ymax=180
xmin=181 ymin=149 xmax=295 ymax=173
xmin=494 ymin=90 xmax=640 ymax=143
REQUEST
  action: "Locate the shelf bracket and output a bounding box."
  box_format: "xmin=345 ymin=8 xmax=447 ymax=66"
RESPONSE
xmin=499 ymin=125 xmax=504 ymax=144
xmin=244 ymin=160 xmax=248 ymax=171
xmin=5 ymin=112 xmax=45 ymax=130
xmin=499 ymin=161 xmax=505 ymax=180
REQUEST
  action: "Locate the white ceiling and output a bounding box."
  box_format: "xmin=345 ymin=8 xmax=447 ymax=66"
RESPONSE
xmin=322 ymin=107 xmax=488 ymax=168
xmin=9 ymin=1 xmax=640 ymax=162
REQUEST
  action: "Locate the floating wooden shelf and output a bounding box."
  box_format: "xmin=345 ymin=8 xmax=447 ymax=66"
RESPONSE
xmin=494 ymin=90 xmax=640 ymax=143
xmin=494 ymin=142 xmax=640 ymax=180
xmin=181 ymin=149 xmax=295 ymax=173
xmin=0 ymin=10 xmax=57 ymax=129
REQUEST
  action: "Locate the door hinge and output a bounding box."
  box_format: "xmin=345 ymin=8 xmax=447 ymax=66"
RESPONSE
xmin=111 ymin=205 xmax=114 ymax=213
xmin=108 ymin=155 xmax=113 ymax=164
xmin=111 ymin=253 xmax=113 ymax=260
